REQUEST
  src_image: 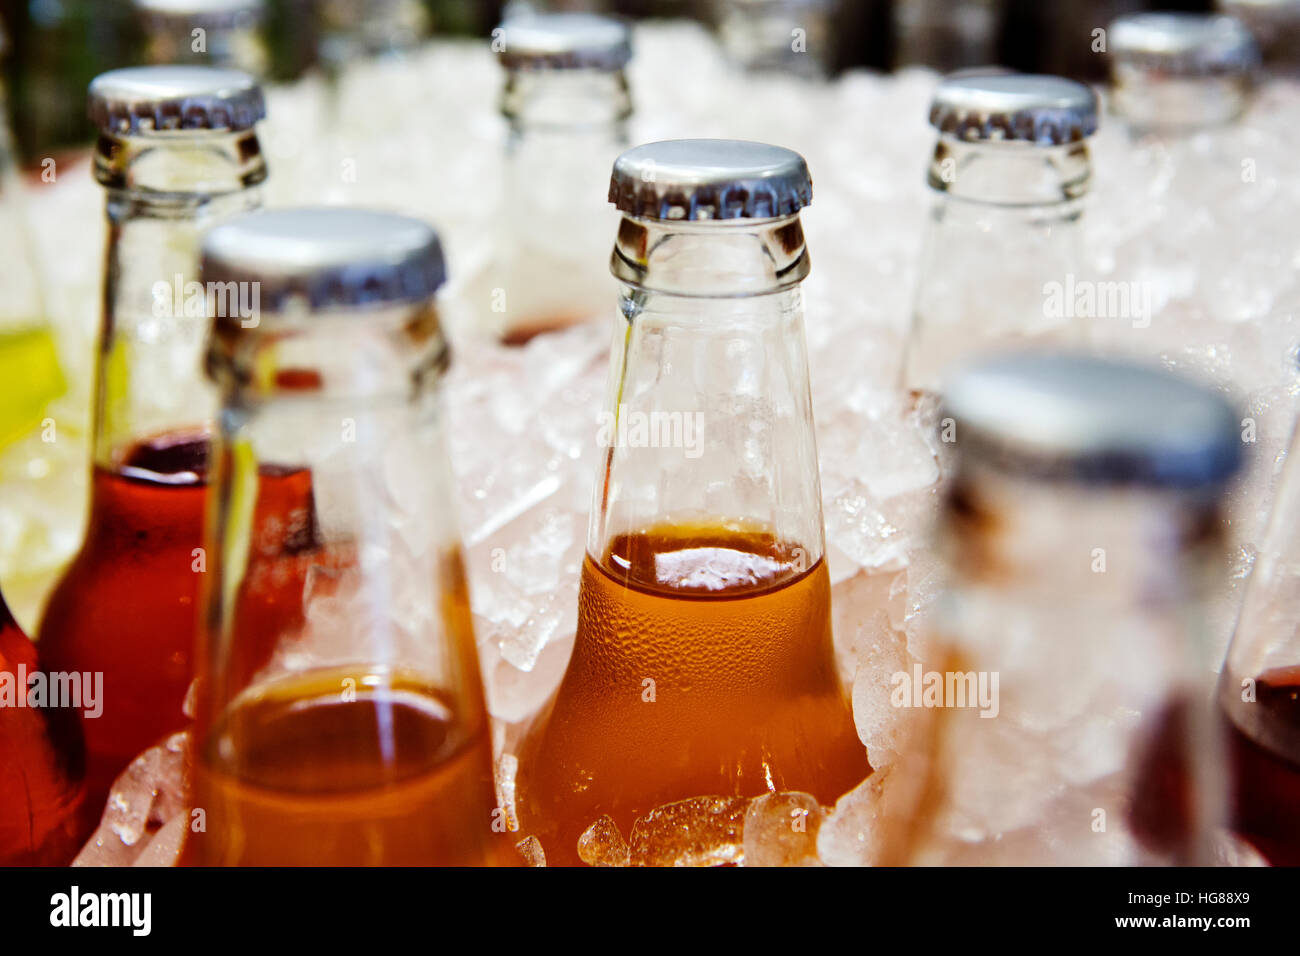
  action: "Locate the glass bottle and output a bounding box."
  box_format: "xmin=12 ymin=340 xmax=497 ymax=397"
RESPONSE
xmin=893 ymin=0 xmax=1003 ymax=72
xmin=714 ymin=0 xmax=838 ymax=79
xmin=0 ymin=585 xmax=92 ymax=865
xmin=0 ymin=17 xmax=62 ymax=451
xmin=316 ymin=0 xmax=429 ymax=74
xmin=1218 ymin=0 xmax=1300 ymax=74
xmin=897 ymin=354 xmax=1241 ymax=865
xmin=901 ymin=73 xmax=1099 ymax=396
xmin=475 ymin=12 xmax=632 ymax=345
xmin=1108 ymin=13 xmax=1259 ymax=134
xmin=133 ymin=0 xmax=271 ymax=78
xmin=184 ymin=207 xmax=516 ymax=866
xmin=516 ymin=139 xmax=872 ymax=866
xmin=38 ymin=66 xmax=268 ymax=812
xmin=1218 ymin=412 xmax=1300 ymax=865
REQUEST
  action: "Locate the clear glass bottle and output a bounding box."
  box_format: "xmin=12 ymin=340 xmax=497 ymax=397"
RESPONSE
xmin=897 ymin=354 xmax=1241 ymax=865
xmin=1108 ymin=13 xmax=1259 ymax=134
xmin=316 ymin=0 xmax=429 ymax=74
xmin=0 ymin=584 xmax=91 ymax=865
xmin=516 ymin=139 xmax=871 ymax=866
xmin=893 ymin=0 xmax=1003 ymax=72
xmin=714 ymin=0 xmax=838 ymax=79
xmin=133 ymin=0 xmax=271 ymax=77
xmin=902 ymin=73 xmax=1099 ymax=396
xmin=1218 ymin=0 xmax=1300 ymax=74
xmin=474 ymin=12 xmax=632 ymax=345
xmin=38 ymin=67 xmax=267 ymax=811
xmin=184 ymin=208 xmax=516 ymax=867
xmin=1218 ymin=412 xmax=1300 ymax=864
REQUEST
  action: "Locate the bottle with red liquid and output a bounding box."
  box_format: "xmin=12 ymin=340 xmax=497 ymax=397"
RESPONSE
xmin=0 ymin=587 xmax=91 ymax=865
xmin=38 ymin=66 xmax=268 ymax=813
xmin=898 ymin=355 xmax=1242 ymax=865
xmin=184 ymin=208 xmax=516 ymax=866
xmin=1219 ymin=407 xmax=1300 ymax=865
xmin=516 ymin=140 xmax=871 ymax=865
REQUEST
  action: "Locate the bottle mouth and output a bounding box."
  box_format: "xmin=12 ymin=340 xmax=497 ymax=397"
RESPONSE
xmin=93 ymin=128 xmax=268 ymax=194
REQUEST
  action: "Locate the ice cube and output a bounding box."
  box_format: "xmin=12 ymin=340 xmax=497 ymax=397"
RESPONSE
xmin=577 ymin=815 xmax=631 ymax=867
xmin=627 ymin=796 xmax=750 ymax=867
xmin=742 ymin=792 xmax=825 ymax=867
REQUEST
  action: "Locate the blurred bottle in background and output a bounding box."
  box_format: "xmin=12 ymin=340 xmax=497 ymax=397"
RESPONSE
xmin=185 ymin=208 xmax=517 ymax=866
xmin=1219 ymin=410 xmax=1300 ymax=865
xmin=0 ymin=20 xmax=62 ymax=451
xmin=1035 ymin=0 xmax=1145 ymax=81
xmin=38 ymin=66 xmax=267 ymax=813
xmin=897 ymin=354 xmax=1242 ymax=865
xmin=1218 ymin=0 xmax=1300 ymax=73
xmin=0 ymin=584 xmax=92 ymax=865
xmin=315 ymin=0 xmax=430 ymax=75
xmin=902 ymin=73 xmax=1099 ymax=396
xmin=517 ymin=139 xmax=870 ymax=866
xmin=1108 ymin=12 xmax=1259 ymax=134
xmin=893 ymin=0 xmax=1003 ymax=72
xmin=134 ymin=0 xmax=271 ymax=76
xmin=473 ymin=11 xmax=632 ymax=344
xmin=714 ymin=0 xmax=838 ymax=78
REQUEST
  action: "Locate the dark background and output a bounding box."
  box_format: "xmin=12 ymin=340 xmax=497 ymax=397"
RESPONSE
xmin=0 ymin=0 xmax=1215 ymax=165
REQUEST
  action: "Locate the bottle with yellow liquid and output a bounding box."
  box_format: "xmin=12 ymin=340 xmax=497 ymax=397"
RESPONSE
xmin=516 ymin=139 xmax=872 ymax=866
xmin=0 ymin=20 xmax=63 ymax=450
xmin=184 ymin=208 xmax=517 ymax=866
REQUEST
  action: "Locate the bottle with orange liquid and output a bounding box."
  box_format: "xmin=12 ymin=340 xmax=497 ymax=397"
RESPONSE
xmin=476 ymin=12 xmax=632 ymax=345
xmin=183 ymin=208 xmax=516 ymax=866
xmin=0 ymin=586 xmax=92 ymax=865
xmin=38 ymin=66 xmax=268 ymax=812
xmin=516 ymin=139 xmax=871 ymax=866
xmin=897 ymin=354 xmax=1242 ymax=865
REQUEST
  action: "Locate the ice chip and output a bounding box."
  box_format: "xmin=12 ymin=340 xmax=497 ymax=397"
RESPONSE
xmin=577 ymin=815 xmax=631 ymax=867
xmin=516 ymin=835 xmax=547 ymax=867
xmin=742 ymin=792 xmax=825 ymax=867
xmin=627 ymin=796 xmax=750 ymax=867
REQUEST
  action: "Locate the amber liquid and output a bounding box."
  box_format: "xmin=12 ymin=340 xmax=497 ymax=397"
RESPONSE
xmin=184 ymin=670 xmax=518 ymax=866
xmin=517 ymin=522 xmax=871 ymax=866
xmin=38 ymin=433 xmax=320 ymax=811
xmin=1223 ymin=666 xmax=1300 ymax=865
xmin=0 ymin=599 xmax=93 ymax=865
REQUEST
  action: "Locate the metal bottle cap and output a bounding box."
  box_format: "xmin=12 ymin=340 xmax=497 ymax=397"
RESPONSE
xmin=133 ymin=0 xmax=266 ymax=24
xmin=929 ymin=73 xmax=1100 ymax=144
xmin=609 ymin=139 xmax=812 ymax=221
xmin=1109 ymin=13 xmax=1259 ymax=76
xmin=88 ymin=66 xmax=265 ymax=134
xmin=943 ymin=354 xmax=1242 ymax=487
xmin=201 ymin=208 xmax=447 ymax=313
xmin=496 ymin=13 xmax=632 ymax=71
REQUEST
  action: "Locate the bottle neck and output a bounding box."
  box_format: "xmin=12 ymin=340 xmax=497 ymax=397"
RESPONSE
xmin=611 ymin=213 xmax=810 ymax=297
xmin=929 ymin=137 xmax=1092 ymax=206
xmin=501 ymin=68 xmax=632 ymax=132
xmin=1112 ymin=66 xmax=1253 ymax=133
xmin=93 ymin=129 xmax=266 ymax=472
xmin=200 ymin=301 xmax=473 ymax=719
xmin=591 ymin=221 xmax=824 ymax=562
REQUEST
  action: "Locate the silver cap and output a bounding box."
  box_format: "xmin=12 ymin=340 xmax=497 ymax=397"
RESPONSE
xmin=930 ymin=73 xmax=1100 ymax=144
xmin=943 ymin=354 xmax=1242 ymax=487
xmin=495 ymin=13 xmax=632 ymax=71
xmin=1109 ymin=13 xmax=1259 ymax=75
xmin=609 ymin=139 xmax=812 ymax=221
xmin=88 ymin=66 xmax=265 ymax=134
xmin=134 ymin=0 xmax=266 ymax=24
xmin=201 ymin=208 xmax=447 ymax=313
